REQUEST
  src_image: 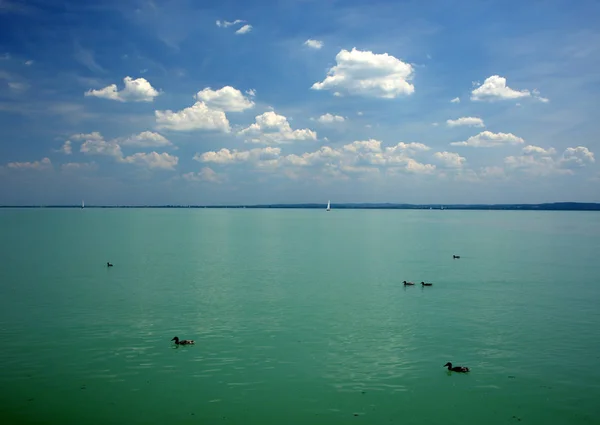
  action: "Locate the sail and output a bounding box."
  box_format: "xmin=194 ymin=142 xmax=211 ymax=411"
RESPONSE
xmin=326 ymin=200 xmax=331 ymax=211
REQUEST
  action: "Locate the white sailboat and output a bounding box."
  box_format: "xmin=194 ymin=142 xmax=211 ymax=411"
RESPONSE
xmin=81 ymin=200 xmax=85 ymax=209
xmin=326 ymin=200 xmax=331 ymax=211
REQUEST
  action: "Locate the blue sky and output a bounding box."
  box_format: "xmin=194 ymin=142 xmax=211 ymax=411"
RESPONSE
xmin=1 ymin=0 xmax=599 ymax=205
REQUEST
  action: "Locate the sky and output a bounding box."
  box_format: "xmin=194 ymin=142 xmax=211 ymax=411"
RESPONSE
xmin=0 ymin=0 xmax=599 ymax=206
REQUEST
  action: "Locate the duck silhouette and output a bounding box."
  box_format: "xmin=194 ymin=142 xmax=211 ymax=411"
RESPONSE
xmin=107 ymin=262 xmax=113 ymax=267
xmin=421 ymin=282 xmax=433 ymax=286
xmin=171 ymin=336 xmax=195 ymax=345
xmin=403 ymin=280 xmax=415 ymax=286
xmin=444 ymin=362 xmax=470 ymax=372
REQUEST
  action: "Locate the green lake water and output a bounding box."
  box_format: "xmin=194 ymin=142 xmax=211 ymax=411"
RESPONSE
xmin=1 ymin=209 xmax=599 ymax=424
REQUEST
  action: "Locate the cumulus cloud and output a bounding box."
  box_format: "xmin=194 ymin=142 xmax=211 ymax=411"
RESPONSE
xmin=235 ymin=24 xmax=252 ymax=35
xmin=120 ymin=131 xmax=172 ymax=148
xmin=316 ymin=113 xmax=345 ymax=124
xmin=238 ymin=111 xmax=317 ymax=144
xmin=195 ymin=86 xmax=255 ymax=112
xmin=70 ymin=132 xmax=103 ymax=141
xmin=434 ymin=151 xmax=467 ymax=168
xmin=197 ymin=138 xmax=436 ymax=178
xmin=7 ymin=157 xmax=52 ymax=170
xmin=155 ymin=101 xmax=230 ymax=132
xmin=80 ymin=138 xmax=123 ymax=158
xmin=85 ymin=76 xmax=160 ymax=102
xmin=304 ymin=39 xmax=323 ymax=49
xmin=451 ymin=97 xmax=460 ymax=103
xmin=471 ymin=75 xmax=549 ymax=103
xmin=505 ymin=145 xmax=594 ymax=176
xmin=59 ymin=140 xmax=72 ymax=154
xmin=182 ymin=167 xmax=224 ymax=183
xmin=450 ymin=131 xmax=524 ymax=148
xmin=120 ymin=152 xmax=178 ymax=170
xmin=311 ymin=48 xmax=415 ymax=98
xmin=446 ymin=117 xmax=485 ymax=128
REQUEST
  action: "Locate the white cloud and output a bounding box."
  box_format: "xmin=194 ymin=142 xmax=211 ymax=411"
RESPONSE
xmin=450 ymin=97 xmax=460 ymax=103
xmin=155 ymin=101 xmax=230 ymax=132
xmin=182 ymin=167 xmax=224 ymax=183
xmin=24 ymin=60 xmax=34 ymax=66
xmin=216 ymin=19 xmax=244 ymax=28
xmin=8 ymin=82 xmax=28 ymax=91
xmin=522 ymin=145 xmax=556 ymax=156
xmin=7 ymin=157 xmax=51 ymax=170
xmin=446 ymin=117 xmax=485 ymax=128
xmin=304 ymin=39 xmax=323 ymax=49
xmin=238 ymin=111 xmax=317 ymax=144
xmin=196 ymin=139 xmax=436 ymax=178
xmin=504 ymin=145 xmax=594 ymax=176
xmin=434 ymin=151 xmax=467 ymax=168
xmin=61 ymin=162 xmax=98 ymax=172
xmin=311 ymin=47 xmax=415 ymax=99
xmin=246 ymin=89 xmax=256 ymax=97
xmin=84 ymin=76 xmax=160 ymax=102
xmin=120 ymin=131 xmax=172 ymax=148
xmin=195 ymin=86 xmax=254 ymax=112
xmin=70 ymin=132 xmax=103 ymax=141
xmin=470 ymin=75 xmax=548 ymax=102
xmin=357 ymin=111 xmax=363 ymax=116
xmin=195 ymin=147 xmax=281 ymax=164
xmin=317 ymin=113 xmax=345 ymax=124
xmin=120 ymin=152 xmax=178 ymax=170
xmin=80 ymin=138 xmax=123 ymax=158
xmin=235 ymin=24 xmax=252 ymax=35
xmin=450 ymin=131 xmax=524 ymax=148
xmin=59 ymin=140 xmax=72 ymax=155
xmin=561 ymin=146 xmax=595 ymax=167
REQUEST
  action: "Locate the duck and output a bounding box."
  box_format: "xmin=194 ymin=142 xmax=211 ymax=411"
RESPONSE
xmin=444 ymin=362 xmax=470 ymax=372
xmin=171 ymin=336 xmax=195 ymax=345
xmin=421 ymin=281 xmax=433 ymax=286
xmin=403 ymin=280 xmax=415 ymax=286
xmin=107 ymin=262 xmax=113 ymax=267
xmin=453 ymin=255 xmax=460 ymax=259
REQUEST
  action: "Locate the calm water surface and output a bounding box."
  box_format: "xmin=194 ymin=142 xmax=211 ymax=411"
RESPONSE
xmin=1 ymin=209 xmax=599 ymax=425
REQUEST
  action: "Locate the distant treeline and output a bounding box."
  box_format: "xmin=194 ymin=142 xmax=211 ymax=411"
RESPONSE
xmin=2 ymin=202 xmax=600 ymax=211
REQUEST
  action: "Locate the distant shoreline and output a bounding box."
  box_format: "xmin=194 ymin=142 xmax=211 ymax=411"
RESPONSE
xmin=1 ymin=202 xmax=599 ymax=211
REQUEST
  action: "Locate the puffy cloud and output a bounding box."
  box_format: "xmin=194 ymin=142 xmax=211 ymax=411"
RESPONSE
xmin=446 ymin=117 xmax=485 ymax=128
xmin=195 ymin=86 xmax=254 ymax=112
xmin=80 ymin=138 xmax=123 ymax=158
xmin=311 ymin=48 xmax=415 ymax=98
xmin=7 ymin=157 xmax=51 ymax=170
xmin=238 ymin=111 xmax=317 ymax=144
xmin=235 ymin=24 xmax=252 ymax=35
xmin=70 ymin=132 xmax=103 ymax=141
xmin=120 ymin=152 xmax=178 ymax=170
xmin=120 ymin=131 xmax=172 ymax=148
xmin=59 ymin=140 xmax=72 ymax=154
xmin=434 ymin=151 xmax=467 ymax=168
xmin=196 ymin=137 xmax=436 ymax=178
xmin=470 ymin=75 xmax=549 ymax=103
xmin=450 ymin=131 xmax=524 ymax=148
xmin=505 ymin=145 xmax=594 ymax=176
xmin=195 ymin=147 xmax=281 ymax=164
xmin=561 ymin=146 xmax=595 ymax=167
xmin=155 ymin=101 xmax=230 ymax=132
xmin=304 ymin=39 xmax=323 ymax=49
xmin=450 ymin=97 xmax=460 ymax=103
xmin=317 ymin=113 xmax=345 ymax=124
xmin=84 ymin=76 xmax=160 ymax=102
xmin=182 ymin=167 xmax=224 ymax=183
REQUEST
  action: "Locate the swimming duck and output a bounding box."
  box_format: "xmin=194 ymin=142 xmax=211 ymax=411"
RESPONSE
xmin=453 ymin=255 xmax=460 ymax=259
xmin=107 ymin=262 xmax=113 ymax=267
xmin=171 ymin=336 xmax=195 ymax=345
xmin=444 ymin=362 xmax=469 ymax=372
xmin=403 ymin=280 xmax=415 ymax=286
xmin=421 ymin=281 xmax=433 ymax=286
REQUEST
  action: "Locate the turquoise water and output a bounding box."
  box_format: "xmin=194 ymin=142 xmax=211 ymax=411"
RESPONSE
xmin=1 ymin=209 xmax=599 ymax=425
